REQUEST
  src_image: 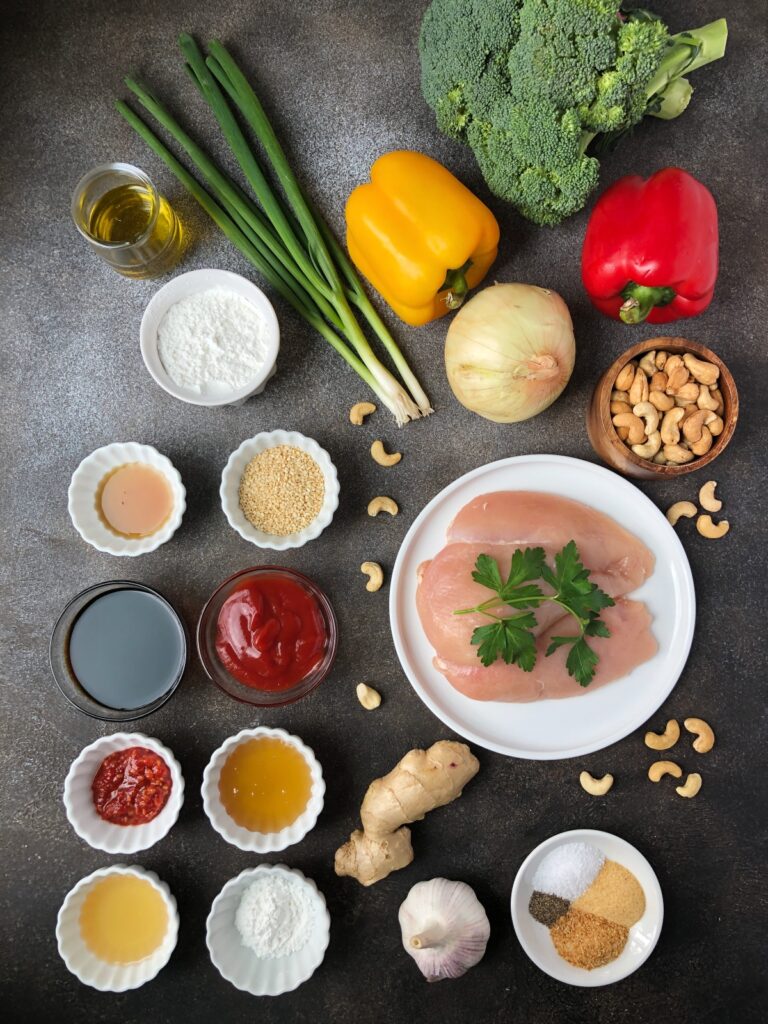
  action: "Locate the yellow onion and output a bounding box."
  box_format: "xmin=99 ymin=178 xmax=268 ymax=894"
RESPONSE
xmin=444 ymin=283 xmax=576 ymax=423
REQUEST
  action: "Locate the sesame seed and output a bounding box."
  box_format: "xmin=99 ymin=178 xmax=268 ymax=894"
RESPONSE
xmin=238 ymin=445 xmax=325 ymax=536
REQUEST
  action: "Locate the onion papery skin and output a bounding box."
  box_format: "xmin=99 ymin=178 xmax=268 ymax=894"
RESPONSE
xmin=444 ymin=283 xmax=576 ymax=423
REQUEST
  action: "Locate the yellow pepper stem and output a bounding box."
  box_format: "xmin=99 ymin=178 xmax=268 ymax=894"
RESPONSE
xmin=441 ymin=258 xmax=473 ymax=310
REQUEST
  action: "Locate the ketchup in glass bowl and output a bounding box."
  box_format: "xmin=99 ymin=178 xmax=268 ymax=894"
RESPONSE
xmin=197 ymin=567 xmax=338 ymax=706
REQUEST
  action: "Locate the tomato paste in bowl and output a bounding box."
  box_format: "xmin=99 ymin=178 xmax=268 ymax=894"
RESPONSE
xmin=197 ymin=567 xmax=337 ymax=706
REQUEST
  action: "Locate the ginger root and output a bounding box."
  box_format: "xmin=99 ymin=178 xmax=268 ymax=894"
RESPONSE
xmin=334 ymin=740 xmax=479 ymax=886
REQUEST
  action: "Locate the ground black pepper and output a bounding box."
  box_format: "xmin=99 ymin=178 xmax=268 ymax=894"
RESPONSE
xmin=528 ymin=890 xmax=570 ymax=927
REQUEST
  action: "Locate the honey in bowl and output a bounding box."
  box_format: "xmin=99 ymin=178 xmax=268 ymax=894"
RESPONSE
xmin=218 ymin=736 xmax=312 ymax=833
xmin=97 ymin=462 xmax=174 ymax=538
xmin=79 ymin=874 xmax=168 ymax=964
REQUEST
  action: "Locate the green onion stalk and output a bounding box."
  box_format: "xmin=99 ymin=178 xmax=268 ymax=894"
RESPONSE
xmin=118 ymin=35 xmax=431 ymax=424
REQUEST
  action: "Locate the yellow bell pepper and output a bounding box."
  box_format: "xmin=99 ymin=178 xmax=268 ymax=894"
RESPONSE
xmin=345 ymin=151 xmax=500 ymax=327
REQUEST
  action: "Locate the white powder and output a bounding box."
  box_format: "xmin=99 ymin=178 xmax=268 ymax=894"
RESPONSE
xmin=235 ymin=873 xmax=315 ymax=959
xmin=157 ymin=287 xmax=269 ymax=397
xmin=532 ymin=842 xmax=605 ymax=901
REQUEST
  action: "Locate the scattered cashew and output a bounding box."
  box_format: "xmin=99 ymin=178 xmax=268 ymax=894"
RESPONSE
xmin=631 ymin=431 xmax=661 ymax=459
xmin=368 ymin=496 xmax=399 ymax=517
xmin=690 ymin=426 xmax=713 ymax=456
xmin=650 ymin=371 xmax=668 ymax=392
xmin=610 ymin=400 xmax=632 ymax=415
xmin=676 ymin=773 xmax=702 ymax=799
xmin=663 ymin=443 xmax=694 ymax=465
xmin=648 ymin=760 xmax=683 ymax=782
xmin=615 ymin=362 xmax=636 ymax=392
xmin=696 ymin=514 xmax=729 ymax=539
xmin=360 ymin=561 xmax=384 ymax=592
xmin=665 ymin=365 xmax=689 ymax=394
xmin=684 ymin=717 xmax=715 ymax=753
xmin=633 ymin=401 xmax=660 ymax=436
xmin=666 ymin=502 xmax=697 ymax=527
xmin=356 ymin=683 xmax=382 ymax=710
xmin=660 ymin=407 xmax=686 ymax=445
xmin=697 ymin=385 xmax=719 ymax=411
xmin=638 ymin=351 xmax=657 ymax=376
xmin=612 ymin=412 xmax=646 ymax=445
xmin=349 ymin=401 xmax=376 ymax=425
xmin=629 ymin=368 xmax=649 ymax=406
xmin=579 ymin=771 xmax=614 ymax=796
xmin=682 ymin=409 xmax=708 ymax=443
xmin=683 ymin=353 xmax=719 ymax=386
xmin=644 ymin=719 xmax=680 ymax=750
xmin=370 ymin=440 xmax=402 ymax=467
xmin=698 ymin=480 xmax=722 ymax=513
xmin=649 ymin=390 xmax=674 ymax=412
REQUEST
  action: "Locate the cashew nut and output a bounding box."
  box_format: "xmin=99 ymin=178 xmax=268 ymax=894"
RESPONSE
xmin=612 ymin=412 xmax=646 ymax=445
xmin=690 ymin=426 xmax=713 ymax=456
xmin=349 ymin=401 xmax=376 ymax=425
xmin=655 ymin=351 xmax=668 ymax=369
xmin=684 ymin=717 xmax=715 ymax=753
xmin=650 ymin=371 xmax=668 ymax=392
xmin=649 ymin=390 xmax=674 ymax=412
xmin=665 ymin=365 xmax=689 ymax=394
xmin=697 ymin=385 xmax=720 ymax=411
xmin=616 ymin=426 xmax=630 ymax=441
xmin=682 ymin=409 xmax=708 ymax=443
xmin=663 ymin=443 xmax=694 ymax=465
xmin=666 ymin=502 xmax=697 ymax=527
xmin=698 ymin=480 xmax=722 ymax=513
xmin=579 ymin=771 xmax=614 ymax=796
xmin=676 ymin=773 xmax=702 ymax=799
xmin=360 ymin=561 xmax=384 ymax=592
xmin=367 ymin=496 xmax=399 ymax=517
xmin=652 ymin=450 xmax=668 ymax=465
xmin=633 ymin=401 xmax=660 ymax=436
xmin=648 ymin=760 xmax=683 ymax=782
xmin=629 ymin=367 xmax=649 ymax=406
xmin=615 ymin=362 xmax=636 ymax=392
xmin=644 ymin=718 xmax=680 ymax=750
xmin=356 ymin=683 xmax=382 ymax=710
xmin=664 ymin=354 xmax=684 ymax=374
xmin=610 ymin=400 xmax=632 ymax=415
xmin=611 ymin=390 xmax=630 ymax=404
xmin=371 ymin=440 xmax=402 ymax=467
xmin=631 ymin=431 xmax=661 ymax=459
xmin=711 ymin=388 xmax=724 ymax=414
xmin=704 ymin=412 xmax=724 ymax=437
xmin=674 ymin=381 xmax=701 ymax=405
xmin=638 ymin=351 xmax=657 ymax=377
xmin=660 ymin=407 xmax=686 ymax=445
xmin=683 ymin=353 xmax=720 ymax=386
xmin=696 ymin=514 xmax=729 ymax=539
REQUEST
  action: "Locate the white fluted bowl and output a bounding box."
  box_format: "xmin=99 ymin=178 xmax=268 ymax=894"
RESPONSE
xmin=68 ymin=442 xmax=186 ymax=556
xmin=63 ymin=733 xmax=184 ymax=854
xmin=56 ymin=865 xmax=179 ymax=991
xmin=220 ymin=431 xmax=339 ymax=550
xmin=202 ymin=727 xmax=324 ymax=852
xmin=206 ymin=864 xmax=330 ymax=996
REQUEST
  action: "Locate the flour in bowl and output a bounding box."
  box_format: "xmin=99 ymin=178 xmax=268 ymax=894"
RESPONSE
xmin=235 ymin=872 xmax=315 ymax=958
xmin=157 ymin=287 xmax=270 ymax=397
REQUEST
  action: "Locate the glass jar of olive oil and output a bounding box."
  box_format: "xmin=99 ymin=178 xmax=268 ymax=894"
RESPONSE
xmin=71 ymin=163 xmax=184 ymax=278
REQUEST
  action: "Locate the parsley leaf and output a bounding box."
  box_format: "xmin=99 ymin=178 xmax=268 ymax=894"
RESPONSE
xmin=471 ymin=612 xmax=538 ymax=669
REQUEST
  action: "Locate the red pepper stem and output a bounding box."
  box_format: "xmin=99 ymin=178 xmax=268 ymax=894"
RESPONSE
xmin=441 ymin=258 xmax=473 ymax=311
xmin=619 ymin=281 xmax=677 ymax=324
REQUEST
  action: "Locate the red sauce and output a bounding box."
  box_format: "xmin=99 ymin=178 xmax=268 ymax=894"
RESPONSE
xmin=215 ymin=574 xmax=327 ymax=690
xmin=92 ymin=746 xmax=172 ymax=826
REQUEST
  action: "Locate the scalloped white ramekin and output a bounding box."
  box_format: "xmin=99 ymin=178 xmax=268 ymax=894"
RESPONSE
xmin=220 ymin=431 xmax=339 ymax=550
xmin=56 ymin=865 xmax=179 ymax=991
xmin=63 ymin=732 xmax=184 ymax=854
xmin=202 ymin=727 xmax=324 ymax=852
xmin=68 ymin=442 xmax=186 ymax=556
xmin=206 ymin=864 xmax=330 ymax=996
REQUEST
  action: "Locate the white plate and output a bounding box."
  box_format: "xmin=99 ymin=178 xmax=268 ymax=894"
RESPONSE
xmin=511 ymin=829 xmax=663 ymax=986
xmin=389 ymin=454 xmax=695 ymax=759
xmin=206 ymin=864 xmax=330 ymax=996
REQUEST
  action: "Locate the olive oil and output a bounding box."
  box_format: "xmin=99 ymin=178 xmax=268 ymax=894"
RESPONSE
xmin=87 ymin=183 xmax=156 ymax=245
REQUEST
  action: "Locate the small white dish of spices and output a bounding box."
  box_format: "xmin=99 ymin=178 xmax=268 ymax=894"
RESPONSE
xmin=511 ymin=829 xmax=663 ymax=987
xmin=68 ymin=442 xmax=186 ymax=556
xmin=220 ymin=430 xmax=339 ymax=549
xmin=206 ymin=864 xmax=330 ymax=996
xmin=140 ymin=268 xmax=280 ymax=407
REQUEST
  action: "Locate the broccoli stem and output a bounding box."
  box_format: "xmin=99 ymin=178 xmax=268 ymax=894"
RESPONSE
xmin=646 ymin=18 xmax=728 ymax=121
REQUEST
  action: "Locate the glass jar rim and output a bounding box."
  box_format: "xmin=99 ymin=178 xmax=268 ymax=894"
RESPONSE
xmin=71 ymin=162 xmax=161 ymax=250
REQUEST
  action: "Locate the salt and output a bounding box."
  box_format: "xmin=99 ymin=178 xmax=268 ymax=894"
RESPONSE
xmin=234 ymin=872 xmax=315 ymax=959
xmin=532 ymin=842 xmax=605 ymax=902
xmin=157 ymin=287 xmax=269 ymax=397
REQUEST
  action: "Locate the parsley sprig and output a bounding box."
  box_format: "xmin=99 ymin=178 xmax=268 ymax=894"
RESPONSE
xmin=453 ymin=541 xmax=614 ymax=687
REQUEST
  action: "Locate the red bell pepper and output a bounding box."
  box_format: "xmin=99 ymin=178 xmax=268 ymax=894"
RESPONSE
xmin=581 ymin=167 xmax=718 ymax=324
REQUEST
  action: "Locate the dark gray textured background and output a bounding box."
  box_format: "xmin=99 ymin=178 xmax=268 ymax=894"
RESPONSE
xmin=1 ymin=1 xmax=766 ymax=1021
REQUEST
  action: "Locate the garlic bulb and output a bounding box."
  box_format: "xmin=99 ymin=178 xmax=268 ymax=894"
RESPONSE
xmin=398 ymin=878 xmax=490 ymax=982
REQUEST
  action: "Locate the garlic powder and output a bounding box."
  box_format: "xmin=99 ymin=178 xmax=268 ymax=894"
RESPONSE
xmin=157 ymin=287 xmax=269 ymax=397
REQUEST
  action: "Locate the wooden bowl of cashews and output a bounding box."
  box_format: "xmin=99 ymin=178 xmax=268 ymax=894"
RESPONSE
xmin=586 ymin=337 xmax=739 ymax=479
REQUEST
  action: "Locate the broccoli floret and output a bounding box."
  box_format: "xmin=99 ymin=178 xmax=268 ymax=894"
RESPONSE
xmin=419 ymin=0 xmax=727 ymax=225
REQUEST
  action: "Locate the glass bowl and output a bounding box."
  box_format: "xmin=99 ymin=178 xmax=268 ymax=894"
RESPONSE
xmin=196 ymin=567 xmax=338 ymax=707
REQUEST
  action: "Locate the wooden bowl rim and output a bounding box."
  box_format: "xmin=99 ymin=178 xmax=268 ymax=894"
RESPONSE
xmin=599 ymin=336 xmax=739 ymax=477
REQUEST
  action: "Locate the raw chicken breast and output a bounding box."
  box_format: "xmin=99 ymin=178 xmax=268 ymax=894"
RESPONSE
xmin=434 ymin=600 xmax=657 ymax=702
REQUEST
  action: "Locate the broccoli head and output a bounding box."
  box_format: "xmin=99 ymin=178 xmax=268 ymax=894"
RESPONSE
xmin=419 ymin=0 xmax=727 ymax=225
